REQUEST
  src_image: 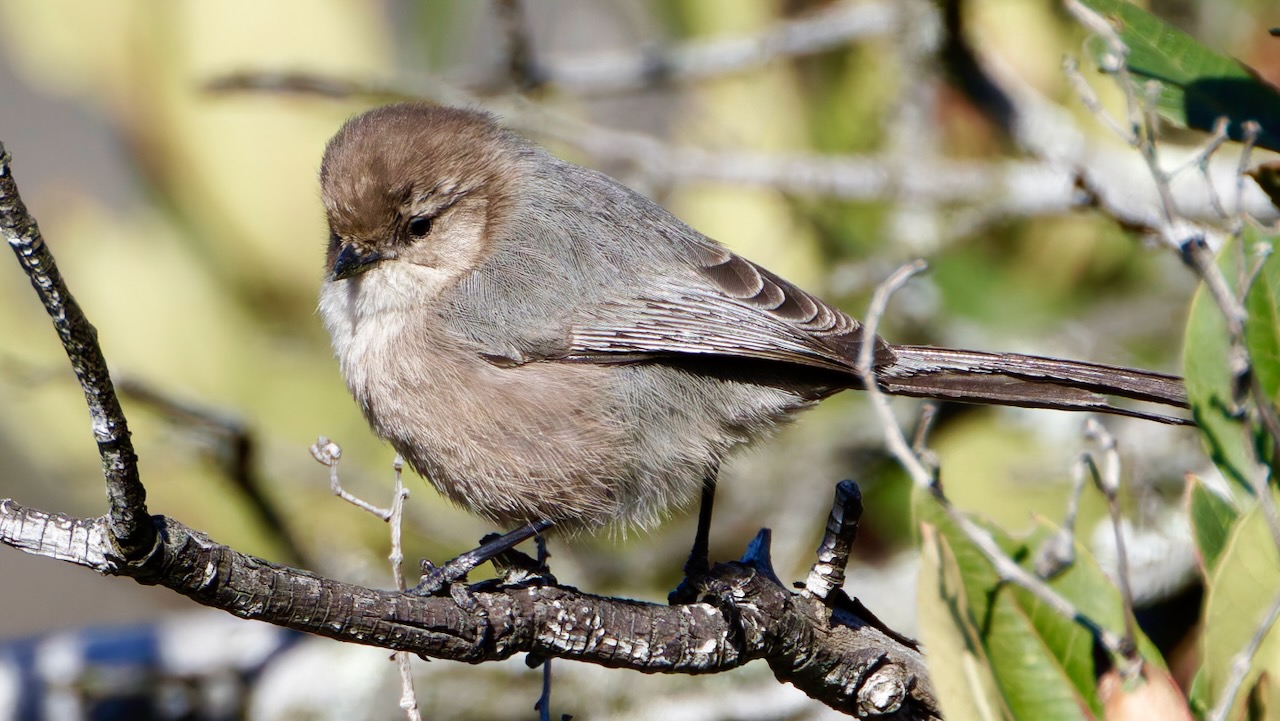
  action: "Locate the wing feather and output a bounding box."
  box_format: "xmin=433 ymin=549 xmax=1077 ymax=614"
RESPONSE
xmin=566 ymin=242 xmax=894 ymax=373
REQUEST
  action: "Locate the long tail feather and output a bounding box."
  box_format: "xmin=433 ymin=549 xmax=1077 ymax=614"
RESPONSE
xmin=877 ymin=345 xmax=1190 ymax=425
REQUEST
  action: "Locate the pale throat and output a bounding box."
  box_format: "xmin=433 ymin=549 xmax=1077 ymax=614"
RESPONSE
xmin=319 ymin=262 xmax=453 ymax=387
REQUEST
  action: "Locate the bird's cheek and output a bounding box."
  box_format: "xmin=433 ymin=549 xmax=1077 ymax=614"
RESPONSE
xmin=430 ymin=205 xmax=491 ymax=273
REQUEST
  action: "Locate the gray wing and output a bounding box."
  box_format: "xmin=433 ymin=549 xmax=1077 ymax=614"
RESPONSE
xmin=564 ymin=242 xmax=895 ymax=373
xmin=440 ymin=159 xmax=891 ymax=374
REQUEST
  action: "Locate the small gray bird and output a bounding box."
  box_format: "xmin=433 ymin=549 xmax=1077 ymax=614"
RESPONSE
xmin=318 ymin=103 xmax=1187 ymax=588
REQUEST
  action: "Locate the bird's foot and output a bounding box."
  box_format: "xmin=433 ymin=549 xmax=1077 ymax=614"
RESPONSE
xmin=409 ymin=558 xmax=470 ymax=597
xmin=668 ymin=551 xmax=711 ymax=605
xmin=489 ymin=537 xmax=557 ymax=588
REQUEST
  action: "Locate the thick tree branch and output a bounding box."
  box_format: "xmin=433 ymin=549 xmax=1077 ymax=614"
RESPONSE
xmin=0 ymin=498 xmax=936 ymax=719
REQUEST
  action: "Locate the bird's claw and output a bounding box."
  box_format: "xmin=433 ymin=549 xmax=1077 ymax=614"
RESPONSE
xmin=409 ymin=562 xmax=467 ymax=597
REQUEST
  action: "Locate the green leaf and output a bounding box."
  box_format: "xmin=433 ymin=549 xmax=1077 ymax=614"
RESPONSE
xmin=1245 ymin=227 xmax=1280 ymax=404
xmin=1188 ymin=667 xmax=1211 ymax=718
xmin=1187 ymin=474 xmax=1241 ymax=575
xmin=918 ymin=523 xmax=1012 ymax=721
xmin=1077 ymin=0 xmax=1280 ymax=152
xmin=1183 ymin=226 xmax=1280 ymax=495
xmin=1199 ymin=490 xmax=1280 ymax=720
xmin=914 ymin=489 xmax=1164 ymax=720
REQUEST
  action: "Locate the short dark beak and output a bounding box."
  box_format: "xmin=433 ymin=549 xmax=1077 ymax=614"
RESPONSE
xmin=330 ymin=244 xmax=387 ymax=281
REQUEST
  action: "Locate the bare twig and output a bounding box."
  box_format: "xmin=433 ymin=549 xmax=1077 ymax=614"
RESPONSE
xmin=386 ymin=455 xmax=410 ymax=589
xmin=958 ymin=509 xmax=1127 ymax=655
xmin=1235 ymin=122 xmax=1261 ymax=220
xmin=803 ymin=480 xmax=864 ymax=600
xmin=493 ymin=0 xmax=543 ymax=92
xmin=388 ymin=455 xmax=422 ymax=721
xmin=1064 ymin=0 xmax=1128 ymax=72
xmin=309 ymin=437 xmax=392 ymax=520
xmin=1135 ymin=81 xmax=1181 ymax=229
xmin=1083 ymin=420 xmax=1138 ymax=658
xmin=205 ymin=72 xmax=412 ymax=100
xmin=857 ymin=263 xmax=1129 ymax=660
xmin=1169 ymin=116 xmax=1232 ymax=182
xmin=857 ymin=260 xmax=935 ymax=489
xmin=469 ymin=1 xmax=896 ymax=96
xmin=1033 ymin=454 xmax=1086 ymax=579
xmin=310 ymin=443 xmax=420 ymax=720
xmin=909 ymin=402 xmax=941 ymax=459
xmin=0 ymin=142 xmax=154 ymax=561
xmin=1061 ymin=56 xmax=1136 ymax=145
xmin=1176 ymin=117 xmax=1232 ymax=220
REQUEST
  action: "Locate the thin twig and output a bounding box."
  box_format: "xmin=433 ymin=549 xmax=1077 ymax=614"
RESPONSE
xmin=1033 ymin=453 xmax=1087 ymax=579
xmin=1235 ymin=122 xmax=1261 ymax=220
xmin=493 ymin=0 xmax=543 ymax=92
xmin=857 ymin=262 xmax=1128 ymax=660
xmin=1083 ymin=420 xmax=1138 ymax=659
xmin=953 ymin=508 xmax=1126 ymax=657
xmin=0 ymin=142 xmax=153 ymax=560
xmin=856 ymin=259 xmax=934 ymax=489
xmin=388 ymin=455 xmax=422 ymax=721
xmin=1061 ymin=56 xmax=1134 ymax=144
xmin=465 ymin=1 xmax=896 ymax=96
xmin=308 ymin=441 xmax=421 ymax=721
xmin=909 ymin=402 xmax=941 ymax=458
xmin=309 ymin=437 xmax=392 ymax=519
xmin=1178 ymin=117 xmax=1232 ymax=220
xmin=388 ymin=455 xmax=410 ymax=589
xmin=803 ymin=480 xmax=864 ymax=599
xmin=1136 ymin=81 xmax=1180 ymax=228
xmin=1169 ymin=116 xmax=1232 ymax=182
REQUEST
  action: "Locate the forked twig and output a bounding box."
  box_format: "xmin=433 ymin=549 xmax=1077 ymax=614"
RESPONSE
xmin=308 ymin=438 xmax=421 ymax=721
xmin=860 ymin=261 xmax=1129 ymax=661
xmin=856 ymin=259 xmax=934 ymax=489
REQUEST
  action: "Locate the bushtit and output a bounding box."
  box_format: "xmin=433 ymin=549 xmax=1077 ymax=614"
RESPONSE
xmin=318 ymin=103 xmax=1187 ymax=588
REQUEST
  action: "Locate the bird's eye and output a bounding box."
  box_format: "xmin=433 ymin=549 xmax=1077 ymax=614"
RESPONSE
xmin=407 ymin=215 xmax=433 ymax=239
